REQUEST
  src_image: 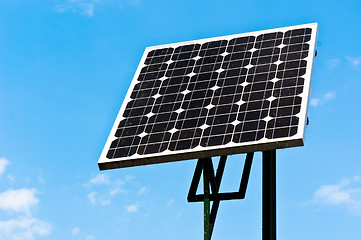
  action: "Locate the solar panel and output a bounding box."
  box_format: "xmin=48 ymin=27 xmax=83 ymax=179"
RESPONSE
xmin=99 ymin=23 xmax=318 ymax=170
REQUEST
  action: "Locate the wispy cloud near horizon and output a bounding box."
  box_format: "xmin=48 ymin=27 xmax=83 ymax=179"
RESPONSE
xmin=0 ymin=188 xmax=52 ymax=239
xmin=311 ymin=176 xmax=361 ymax=216
xmin=0 ymin=188 xmax=39 ymax=215
xmin=88 ymin=173 xmax=111 ymax=185
xmin=87 ymin=191 xmax=111 ymax=205
xmin=0 ymin=216 xmax=52 ymax=240
xmin=0 ymin=158 xmax=52 ymax=239
xmin=54 ymin=0 xmax=127 ymax=17
xmin=55 ymin=0 xmax=100 ymax=17
xmin=70 ymin=226 xmax=94 ymax=240
xmin=346 ymin=56 xmax=361 ymax=67
xmin=310 ymin=91 xmax=336 ymax=107
xmin=126 ymin=202 xmax=139 ymax=213
xmin=0 ymin=158 xmax=9 ymax=177
xmin=327 ymin=58 xmax=340 ymax=69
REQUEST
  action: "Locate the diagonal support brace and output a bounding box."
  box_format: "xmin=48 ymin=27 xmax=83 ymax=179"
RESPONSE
xmin=188 ymin=153 xmax=254 ymax=240
xmin=188 ymin=153 xmax=254 ymax=202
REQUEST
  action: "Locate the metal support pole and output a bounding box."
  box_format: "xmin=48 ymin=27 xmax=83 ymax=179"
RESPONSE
xmin=203 ymin=158 xmax=211 ymax=240
xmin=209 ymin=155 xmax=226 ymax=238
xmin=262 ymin=150 xmax=276 ymax=240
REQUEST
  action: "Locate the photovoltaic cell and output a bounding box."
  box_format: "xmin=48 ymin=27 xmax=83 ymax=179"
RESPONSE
xmin=99 ymin=23 xmax=318 ymax=170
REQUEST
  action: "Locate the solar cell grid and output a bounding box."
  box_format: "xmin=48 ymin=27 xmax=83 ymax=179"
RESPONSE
xmin=99 ymin=23 xmax=318 ymax=170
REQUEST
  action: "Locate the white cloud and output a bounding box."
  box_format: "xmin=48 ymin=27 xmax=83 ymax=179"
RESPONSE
xmin=77 ymin=3 xmax=95 ymax=17
xmin=166 ymin=199 xmax=174 ymax=207
xmin=85 ymin=174 xmax=117 ymax=205
xmin=327 ymin=58 xmax=340 ymax=68
xmin=85 ymin=174 xmax=130 ymax=203
xmin=0 ymin=158 xmax=9 ymax=177
xmin=7 ymin=175 xmax=15 ymax=182
xmin=88 ymin=173 xmax=110 ymax=185
xmin=86 ymin=175 xmax=127 ymax=203
xmin=37 ymin=176 xmax=45 ymax=184
xmin=314 ymin=180 xmax=351 ymax=205
xmin=126 ymin=203 xmax=138 ymax=213
xmin=0 ymin=216 xmax=51 ymax=240
xmin=137 ymin=186 xmax=149 ymax=196
xmin=55 ymin=0 xmax=128 ymax=17
xmin=109 ymin=179 xmax=126 ymax=196
xmin=85 ymin=173 xmax=149 ymax=212
xmin=55 ymin=0 xmax=99 ymax=17
xmin=0 ymin=160 xmax=51 ymax=239
xmin=87 ymin=192 xmax=96 ymax=205
xmin=87 ymin=192 xmax=111 ymax=206
xmin=312 ymin=177 xmax=361 ymax=215
xmin=0 ymin=188 xmax=39 ymax=215
xmin=309 ymin=98 xmax=320 ymax=107
xmin=71 ymin=227 xmax=94 ymax=240
xmin=109 ymin=187 xmax=127 ymax=196
xmin=323 ymin=91 xmax=336 ymax=100
xmin=310 ymin=91 xmax=336 ymax=107
xmin=71 ymin=227 xmax=80 ymax=235
xmin=346 ymin=56 xmax=361 ymax=66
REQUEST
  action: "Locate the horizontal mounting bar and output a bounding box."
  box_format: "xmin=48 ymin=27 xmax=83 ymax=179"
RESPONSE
xmin=188 ymin=191 xmax=246 ymax=202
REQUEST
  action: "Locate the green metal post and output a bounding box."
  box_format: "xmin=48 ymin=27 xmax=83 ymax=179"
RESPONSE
xmin=262 ymin=150 xmax=276 ymax=240
xmin=203 ymin=159 xmax=210 ymax=240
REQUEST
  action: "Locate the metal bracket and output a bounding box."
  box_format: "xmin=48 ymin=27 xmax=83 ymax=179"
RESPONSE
xmin=187 ymin=153 xmax=254 ymax=240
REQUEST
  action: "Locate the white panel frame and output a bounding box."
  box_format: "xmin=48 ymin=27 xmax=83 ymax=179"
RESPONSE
xmin=98 ymin=23 xmax=318 ymax=170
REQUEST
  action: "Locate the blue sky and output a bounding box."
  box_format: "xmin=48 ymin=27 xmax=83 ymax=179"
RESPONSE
xmin=0 ymin=0 xmax=361 ymax=239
